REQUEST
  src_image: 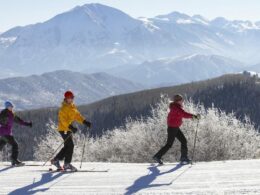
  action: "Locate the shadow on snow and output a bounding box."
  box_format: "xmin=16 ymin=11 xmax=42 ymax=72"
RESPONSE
xmin=0 ymin=166 xmax=14 ymax=173
xmin=8 ymin=172 xmax=69 ymax=195
xmin=125 ymin=163 xmax=187 ymax=195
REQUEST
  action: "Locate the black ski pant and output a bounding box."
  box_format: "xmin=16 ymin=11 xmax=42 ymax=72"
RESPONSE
xmin=0 ymin=135 xmax=19 ymax=160
xmin=154 ymin=127 xmax=188 ymax=159
xmin=54 ymin=131 xmax=74 ymax=164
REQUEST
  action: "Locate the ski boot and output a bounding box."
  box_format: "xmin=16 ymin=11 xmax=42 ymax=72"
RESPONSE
xmin=180 ymin=157 xmax=192 ymax=165
xmin=11 ymin=159 xmax=25 ymax=167
xmin=63 ymin=163 xmax=78 ymax=172
xmin=51 ymin=159 xmax=63 ymax=171
xmin=153 ymin=156 xmax=164 ymax=165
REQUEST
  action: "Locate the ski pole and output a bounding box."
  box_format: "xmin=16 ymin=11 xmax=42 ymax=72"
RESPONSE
xmin=191 ymin=120 xmax=199 ymax=165
xmin=80 ymin=128 xmax=89 ymax=169
xmin=42 ymin=132 xmax=73 ymax=166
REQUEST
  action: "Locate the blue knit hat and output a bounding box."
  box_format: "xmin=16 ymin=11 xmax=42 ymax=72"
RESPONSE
xmin=5 ymin=101 xmax=14 ymax=109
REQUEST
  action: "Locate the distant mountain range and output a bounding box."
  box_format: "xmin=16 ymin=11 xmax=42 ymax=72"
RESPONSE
xmin=1 ymin=3 xmax=260 ymax=78
xmin=108 ymin=54 xmax=245 ymax=86
xmin=0 ymin=70 xmax=142 ymax=110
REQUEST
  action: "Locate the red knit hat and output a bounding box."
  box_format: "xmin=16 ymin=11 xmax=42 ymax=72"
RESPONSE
xmin=64 ymin=91 xmax=74 ymax=99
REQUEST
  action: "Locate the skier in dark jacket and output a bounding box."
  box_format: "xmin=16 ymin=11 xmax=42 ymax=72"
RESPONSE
xmin=153 ymin=94 xmax=200 ymax=165
xmin=0 ymin=101 xmax=32 ymax=166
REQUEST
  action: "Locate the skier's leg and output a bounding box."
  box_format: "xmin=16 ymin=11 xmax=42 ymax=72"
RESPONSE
xmin=54 ymin=132 xmax=67 ymax=161
xmin=154 ymin=127 xmax=177 ymax=159
xmin=62 ymin=132 xmax=77 ymax=171
xmin=176 ymin=129 xmax=188 ymax=160
xmin=64 ymin=132 xmax=74 ymax=164
xmin=5 ymin=136 xmax=24 ymax=166
xmin=52 ymin=132 xmax=71 ymax=169
xmin=5 ymin=136 xmax=19 ymax=161
xmin=0 ymin=137 xmax=7 ymax=151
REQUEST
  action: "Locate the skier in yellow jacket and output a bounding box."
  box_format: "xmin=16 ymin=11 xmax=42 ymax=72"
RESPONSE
xmin=51 ymin=91 xmax=91 ymax=171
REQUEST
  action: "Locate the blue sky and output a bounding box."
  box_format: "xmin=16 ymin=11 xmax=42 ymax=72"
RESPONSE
xmin=1 ymin=0 xmax=260 ymax=32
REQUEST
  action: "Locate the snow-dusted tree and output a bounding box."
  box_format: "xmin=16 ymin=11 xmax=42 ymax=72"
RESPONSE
xmin=0 ymin=144 xmax=10 ymax=162
xmin=35 ymin=96 xmax=260 ymax=163
xmin=0 ymin=151 xmax=4 ymax=161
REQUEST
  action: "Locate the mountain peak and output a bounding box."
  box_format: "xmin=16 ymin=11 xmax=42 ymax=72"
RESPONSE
xmin=156 ymin=11 xmax=191 ymax=21
xmin=167 ymin=11 xmax=190 ymax=19
xmin=71 ymin=3 xmax=133 ymax=18
xmin=72 ymin=3 xmax=111 ymax=11
xmin=64 ymin=3 xmax=138 ymax=30
xmin=192 ymin=14 xmax=209 ymax=24
xmin=211 ymin=17 xmax=230 ymax=26
xmin=155 ymin=12 xmax=210 ymax=25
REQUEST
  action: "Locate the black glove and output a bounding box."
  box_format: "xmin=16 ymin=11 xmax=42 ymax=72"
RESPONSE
xmin=83 ymin=120 xmax=92 ymax=128
xmin=193 ymin=114 xmax=201 ymax=120
xmin=69 ymin=124 xmax=78 ymax=133
xmin=25 ymin=121 xmax=33 ymax=128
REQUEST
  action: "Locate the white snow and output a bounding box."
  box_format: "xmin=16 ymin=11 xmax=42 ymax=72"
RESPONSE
xmin=176 ymin=19 xmax=195 ymax=24
xmin=241 ymin=70 xmax=260 ymax=77
xmin=192 ymin=15 xmax=209 ymax=25
xmin=1 ymin=159 xmax=260 ymax=194
xmin=138 ymin=17 xmax=160 ymax=32
xmin=216 ymin=32 xmax=235 ymax=45
xmin=181 ymin=53 xmax=200 ymax=60
xmin=236 ymin=21 xmax=260 ymax=31
xmin=0 ymin=37 xmax=17 ymax=47
xmin=154 ymin=17 xmax=170 ymax=21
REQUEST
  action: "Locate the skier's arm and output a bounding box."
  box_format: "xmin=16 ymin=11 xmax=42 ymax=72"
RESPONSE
xmin=14 ymin=115 xmax=26 ymax=125
xmin=74 ymin=109 xmax=92 ymax=128
xmin=14 ymin=115 xmax=32 ymax=127
xmin=180 ymin=108 xmax=194 ymax=119
xmin=0 ymin=111 xmax=8 ymax=126
xmin=74 ymin=109 xmax=85 ymax=124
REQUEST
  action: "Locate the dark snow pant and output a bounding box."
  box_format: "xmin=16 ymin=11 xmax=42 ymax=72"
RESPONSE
xmin=154 ymin=127 xmax=188 ymax=159
xmin=0 ymin=135 xmax=19 ymax=160
xmin=55 ymin=131 xmax=74 ymax=164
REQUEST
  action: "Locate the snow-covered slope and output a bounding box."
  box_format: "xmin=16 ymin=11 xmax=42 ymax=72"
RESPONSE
xmin=0 ymin=70 xmax=142 ymax=110
xmin=1 ymin=4 xmax=260 ymax=77
xmin=109 ymin=54 xmax=244 ymax=86
xmin=0 ymin=160 xmax=260 ymax=194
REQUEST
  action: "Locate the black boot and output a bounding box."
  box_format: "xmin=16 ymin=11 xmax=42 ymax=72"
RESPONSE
xmin=11 ymin=159 xmax=25 ymax=166
xmin=63 ymin=163 xmax=77 ymax=172
xmin=51 ymin=158 xmax=62 ymax=170
xmin=180 ymin=156 xmax=191 ymax=165
xmin=153 ymin=156 xmax=164 ymax=165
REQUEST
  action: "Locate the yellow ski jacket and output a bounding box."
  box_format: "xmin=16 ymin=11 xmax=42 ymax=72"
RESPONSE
xmin=58 ymin=101 xmax=85 ymax=132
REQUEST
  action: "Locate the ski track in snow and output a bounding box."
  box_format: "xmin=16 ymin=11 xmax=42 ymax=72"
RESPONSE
xmin=0 ymin=160 xmax=260 ymax=195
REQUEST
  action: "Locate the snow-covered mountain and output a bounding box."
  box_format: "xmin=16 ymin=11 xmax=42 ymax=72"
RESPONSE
xmin=0 ymin=70 xmax=142 ymax=110
xmin=109 ymin=54 xmax=244 ymax=86
xmin=0 ymin=3 xmax=151 ymax=76
xmin=1 ymin=3 xmax=260 ymax=78
xmin=1 ymin=160 xmax=260 ymax=194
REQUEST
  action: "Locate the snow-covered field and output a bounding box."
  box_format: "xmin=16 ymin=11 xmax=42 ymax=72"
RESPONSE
xmin=0 ymin=160 xmax=260 ymax=195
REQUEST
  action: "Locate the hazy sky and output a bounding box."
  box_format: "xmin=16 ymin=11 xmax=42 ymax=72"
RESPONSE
xmin=1 ymin=0 xmax=260 ymax=32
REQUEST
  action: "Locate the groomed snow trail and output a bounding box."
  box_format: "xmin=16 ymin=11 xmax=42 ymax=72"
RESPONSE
xmin=0 ymin=159 xmax=260 ymax=195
